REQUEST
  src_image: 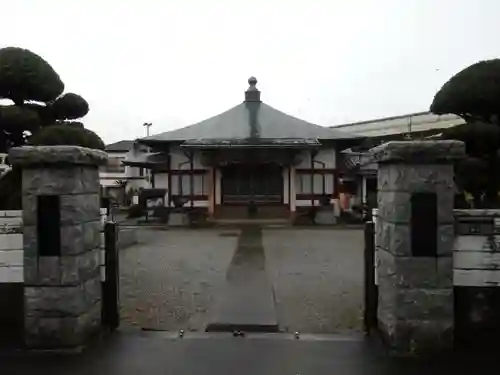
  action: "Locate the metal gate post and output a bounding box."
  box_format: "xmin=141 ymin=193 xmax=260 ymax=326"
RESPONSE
xmin=102 ymin=222 xmax=120 ymax=330
xmin=363 ymin=221 xmax=377 ymax=335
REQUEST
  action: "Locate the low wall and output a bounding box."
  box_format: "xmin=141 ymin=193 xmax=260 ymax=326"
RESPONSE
xmin=453 ymin=209 xmax=500 ymax=346
xmin=453 ymin=209 xmax=500 ymax=286
xmin=0 ymin=208 xmax=110 ymax=348
xmin=370 ymin=208 xmax=500 ymax=348
xmin=0 ymin=210 xmax=23 ymax=283
xmin=0 ymin=211 xmax=24 ymax=347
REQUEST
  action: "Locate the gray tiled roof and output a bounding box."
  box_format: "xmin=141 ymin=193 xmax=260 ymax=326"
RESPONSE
xmin=140 ymin=102 xmax=359 ymax=144
xmin=123 ymin=152 xmax=169 ymax=166
xmin=105 ymin=140 xmax=135 ymax=152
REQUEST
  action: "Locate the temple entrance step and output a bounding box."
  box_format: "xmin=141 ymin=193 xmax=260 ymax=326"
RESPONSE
xmin=214 ymin=205 xmax=290 ymax=219
xmin=214 ymin=218 xmax=290 ymax=228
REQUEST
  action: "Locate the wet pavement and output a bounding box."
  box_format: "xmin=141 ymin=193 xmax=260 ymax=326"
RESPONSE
xmin=264 ymin=229 xmax=364 ymax=333
xmin=0 ymin=331 xmax=496 ymax=375
xmin=206 ymin=225 xmax=278 ymax=332
xmin=119 ymin=229 xmax=237 ymax=331
xmin=119 ymin=227 xmax=364 ymax=333
xmin=0 ymin=225 xmax=497 ymax=373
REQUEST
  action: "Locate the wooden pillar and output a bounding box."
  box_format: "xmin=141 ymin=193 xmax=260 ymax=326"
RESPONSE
xmin=167 ymin=149 xmax=172 ymax=207
xmin=361 ymin=175 xmax=367 ymax=204
xmin=289 ymin=165 xmax=296 ymax=214
xmin=310 ymin=149 xmax=315 ymax=207
xmin=208 ymin=166 xmax=216 ymax=217
xmin=189 ymin=151 xmax=194 ymax=208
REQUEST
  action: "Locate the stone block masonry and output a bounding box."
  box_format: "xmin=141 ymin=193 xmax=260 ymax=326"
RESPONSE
xmin=9 ymin=146 xmax=107 ymax=349
xmin=370 ymin=141 xmax=464 ymax=355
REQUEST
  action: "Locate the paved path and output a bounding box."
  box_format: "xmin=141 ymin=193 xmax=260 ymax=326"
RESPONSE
xmin=264 ymin=229 xmax=364 ymax=333
xmin=120 ymin=227 xmax=364 ymax=333
xmin=207 ymin=225 xmax=278 ymax=332
xmin=120 ymin=229 xmax=237 ymax=331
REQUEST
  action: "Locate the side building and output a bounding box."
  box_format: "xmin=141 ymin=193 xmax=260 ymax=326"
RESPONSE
xmin=100 ymin=140 xmax=150 ymax=204
xmin=332 ymin=111 xmax=465 ymax=210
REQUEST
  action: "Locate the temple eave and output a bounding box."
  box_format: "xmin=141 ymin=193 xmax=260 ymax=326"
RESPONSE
xmin=180 ymin=138 xmax=322 ymax=149
xmin=180 ymin=143 xmax=321 ymax=149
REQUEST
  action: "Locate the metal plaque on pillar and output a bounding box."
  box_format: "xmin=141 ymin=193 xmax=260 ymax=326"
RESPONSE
xmin=410 ymin=192 xmax=437 ymax=257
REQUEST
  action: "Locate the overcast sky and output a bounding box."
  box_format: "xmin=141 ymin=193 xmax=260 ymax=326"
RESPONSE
xmin=3 ymin=0 xmax=500 ymax=143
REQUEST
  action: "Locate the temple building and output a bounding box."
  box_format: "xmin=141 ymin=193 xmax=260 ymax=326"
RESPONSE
xmin=124 ymin=77 xmax=361 ymax=219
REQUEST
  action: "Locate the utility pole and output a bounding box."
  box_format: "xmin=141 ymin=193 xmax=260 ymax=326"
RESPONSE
xmin=142 ymin=122 xmax=153 ymax=187
xmin=143 ymin=122 xmax=152 ymax=137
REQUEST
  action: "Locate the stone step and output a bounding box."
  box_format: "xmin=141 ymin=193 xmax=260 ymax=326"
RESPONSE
xmin=205 ymin=272 xmax=279 ymax=333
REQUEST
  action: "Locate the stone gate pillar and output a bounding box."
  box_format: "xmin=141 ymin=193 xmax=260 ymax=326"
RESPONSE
xmin=9 ymin=146 xmax=107 ymax=349
xmin=371 ymin=140 xmax=464 ymax=355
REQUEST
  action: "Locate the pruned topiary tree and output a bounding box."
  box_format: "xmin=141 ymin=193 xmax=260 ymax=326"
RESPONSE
xmin=29 ymin=125 xmax=105 ymax=150
xmin=431 ymin=59 xmax=500 ymax=207
xmin=0 ymin=47 xmax=64 ymax=105
xmin=431 ymin=60 xmax=500 ymax=123
xmin=0 ymin=46 xmax=105 ymax=209
xmin=0 ymin=46 xmax=100 ymax=151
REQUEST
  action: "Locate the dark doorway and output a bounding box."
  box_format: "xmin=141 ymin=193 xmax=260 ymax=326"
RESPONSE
xmin=221 ymin=163 xmax=283 ymax=204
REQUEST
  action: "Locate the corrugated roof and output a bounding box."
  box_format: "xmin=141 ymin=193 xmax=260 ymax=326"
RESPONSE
xmin=331 ymin=112 xmax=464 ymax=137
xmin=333 ymin=111 xmax=432 ymax=128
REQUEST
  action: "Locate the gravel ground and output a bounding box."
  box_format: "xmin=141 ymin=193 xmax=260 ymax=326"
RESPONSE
xmin=263 ymin=229 xmax=364 ymax=334
xmin=119 ymin=229 xmax=238 ymax=331
xmin=119 ymin=227 xmax=364 ymax=334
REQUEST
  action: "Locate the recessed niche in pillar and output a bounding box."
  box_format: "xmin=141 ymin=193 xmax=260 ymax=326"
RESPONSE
xmin=410 ymin=192 xmax=438 ymax=257
xmin=37 ymin=195 xmax=61 ymax=256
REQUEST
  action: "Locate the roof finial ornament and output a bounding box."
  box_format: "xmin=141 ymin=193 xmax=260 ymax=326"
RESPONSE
xmin=245 ymin=76 xmax=261 ymax=102
xmin=248 ymin=76 xmax=258 ymax=89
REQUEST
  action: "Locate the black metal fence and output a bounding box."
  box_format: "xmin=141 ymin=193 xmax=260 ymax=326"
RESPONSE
xmin=363 ymin=221 xmax=378 ymax=335
xmin=101 ymin=222 xmax=120 ymax=331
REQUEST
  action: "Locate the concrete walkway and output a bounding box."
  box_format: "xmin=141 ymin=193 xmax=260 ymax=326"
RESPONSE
xmin=206 ymin=225 xmax=278 ymax=332
xmin=0 ymin=331 xmax=495 ymax=375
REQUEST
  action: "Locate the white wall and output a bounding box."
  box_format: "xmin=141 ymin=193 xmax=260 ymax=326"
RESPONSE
xmin=295 ymin=148 xmax=336 ymax=169
xmin=169 ymin=174 xmax=209 ymax=196
xmin=170 ymin=146 xmax=205 ymax=170
xmin=295 ymin=174 xmax=334 ymax=195
xmin=283 ymin=168 xmax=289 ymax=205
xmin=153 ymin=171 xmax=209 ymax=208
xmin=154 ymin=173 xmax=169 ymax=192
xmin=100 ymin=150 xmax=150 ymax=188
xmin=294 ymin=146 xmax=336 ymax=207
xmin=215 ymin=169 xmax=222 ymax=205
